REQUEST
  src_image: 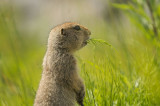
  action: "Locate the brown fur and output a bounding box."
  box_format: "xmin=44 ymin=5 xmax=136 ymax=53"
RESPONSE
xmin=34 ymin=22 xmax=91 ymax=106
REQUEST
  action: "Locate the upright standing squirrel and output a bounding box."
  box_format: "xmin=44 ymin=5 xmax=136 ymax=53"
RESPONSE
xmin=34 ymin=22 xmax=91 ymax=106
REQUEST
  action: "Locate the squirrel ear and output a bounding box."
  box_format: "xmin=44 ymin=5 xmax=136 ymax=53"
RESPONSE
xmin=61 ymin=28 xmax=66 ymax=35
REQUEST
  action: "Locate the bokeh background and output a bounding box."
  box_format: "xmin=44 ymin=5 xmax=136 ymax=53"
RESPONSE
xmin=0 ymin=0 xmax=160 ymax=105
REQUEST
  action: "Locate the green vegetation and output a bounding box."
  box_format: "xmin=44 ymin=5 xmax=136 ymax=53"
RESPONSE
xmin=0 ymin=0 xmax=160 ymax=106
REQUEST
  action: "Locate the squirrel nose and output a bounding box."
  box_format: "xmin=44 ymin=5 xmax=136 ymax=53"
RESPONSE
xmin=87 ymin=30 xmax=91 ymax=35
xmin=85 ymin=29 xmax=91 ymax=35
xmin=82 ymin=26 xmax=91 ymax=35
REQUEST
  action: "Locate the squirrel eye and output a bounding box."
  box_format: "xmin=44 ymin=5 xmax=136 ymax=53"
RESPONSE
xmin=73 ymin=25 xmax=80 ymax=30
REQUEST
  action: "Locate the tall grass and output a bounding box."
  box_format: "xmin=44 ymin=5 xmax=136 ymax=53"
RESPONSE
xmin=80 ymin=38 xmax=160 ymax=105
xmin=0 ymin=0 xmax=160 ymax=106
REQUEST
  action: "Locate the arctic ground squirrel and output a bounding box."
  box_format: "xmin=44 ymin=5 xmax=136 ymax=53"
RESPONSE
xmin=34 ymin=22 xmax=91 ymax=106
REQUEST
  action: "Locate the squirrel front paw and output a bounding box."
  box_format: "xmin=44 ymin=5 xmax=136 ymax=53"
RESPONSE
xmin=76 ymin=90 xmax=85 ymax=106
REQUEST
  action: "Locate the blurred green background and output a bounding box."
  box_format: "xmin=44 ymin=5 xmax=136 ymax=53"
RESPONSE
xmin=0 ymin=0 xmax=160 ymax=105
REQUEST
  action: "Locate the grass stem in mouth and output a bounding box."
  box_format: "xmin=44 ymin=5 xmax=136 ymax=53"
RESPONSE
xmin=87 ymin=38 xmax=112 ymax=47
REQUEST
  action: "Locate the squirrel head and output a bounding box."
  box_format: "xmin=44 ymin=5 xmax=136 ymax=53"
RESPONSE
xmin=48 ymin=23 xmax=91 ymax=53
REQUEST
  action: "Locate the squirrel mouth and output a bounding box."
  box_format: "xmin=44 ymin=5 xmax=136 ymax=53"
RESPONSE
xmin=83 ymin=41 xmax=88 ymax=45
xmin=82 ymin=37 xmax=90 ymax=46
